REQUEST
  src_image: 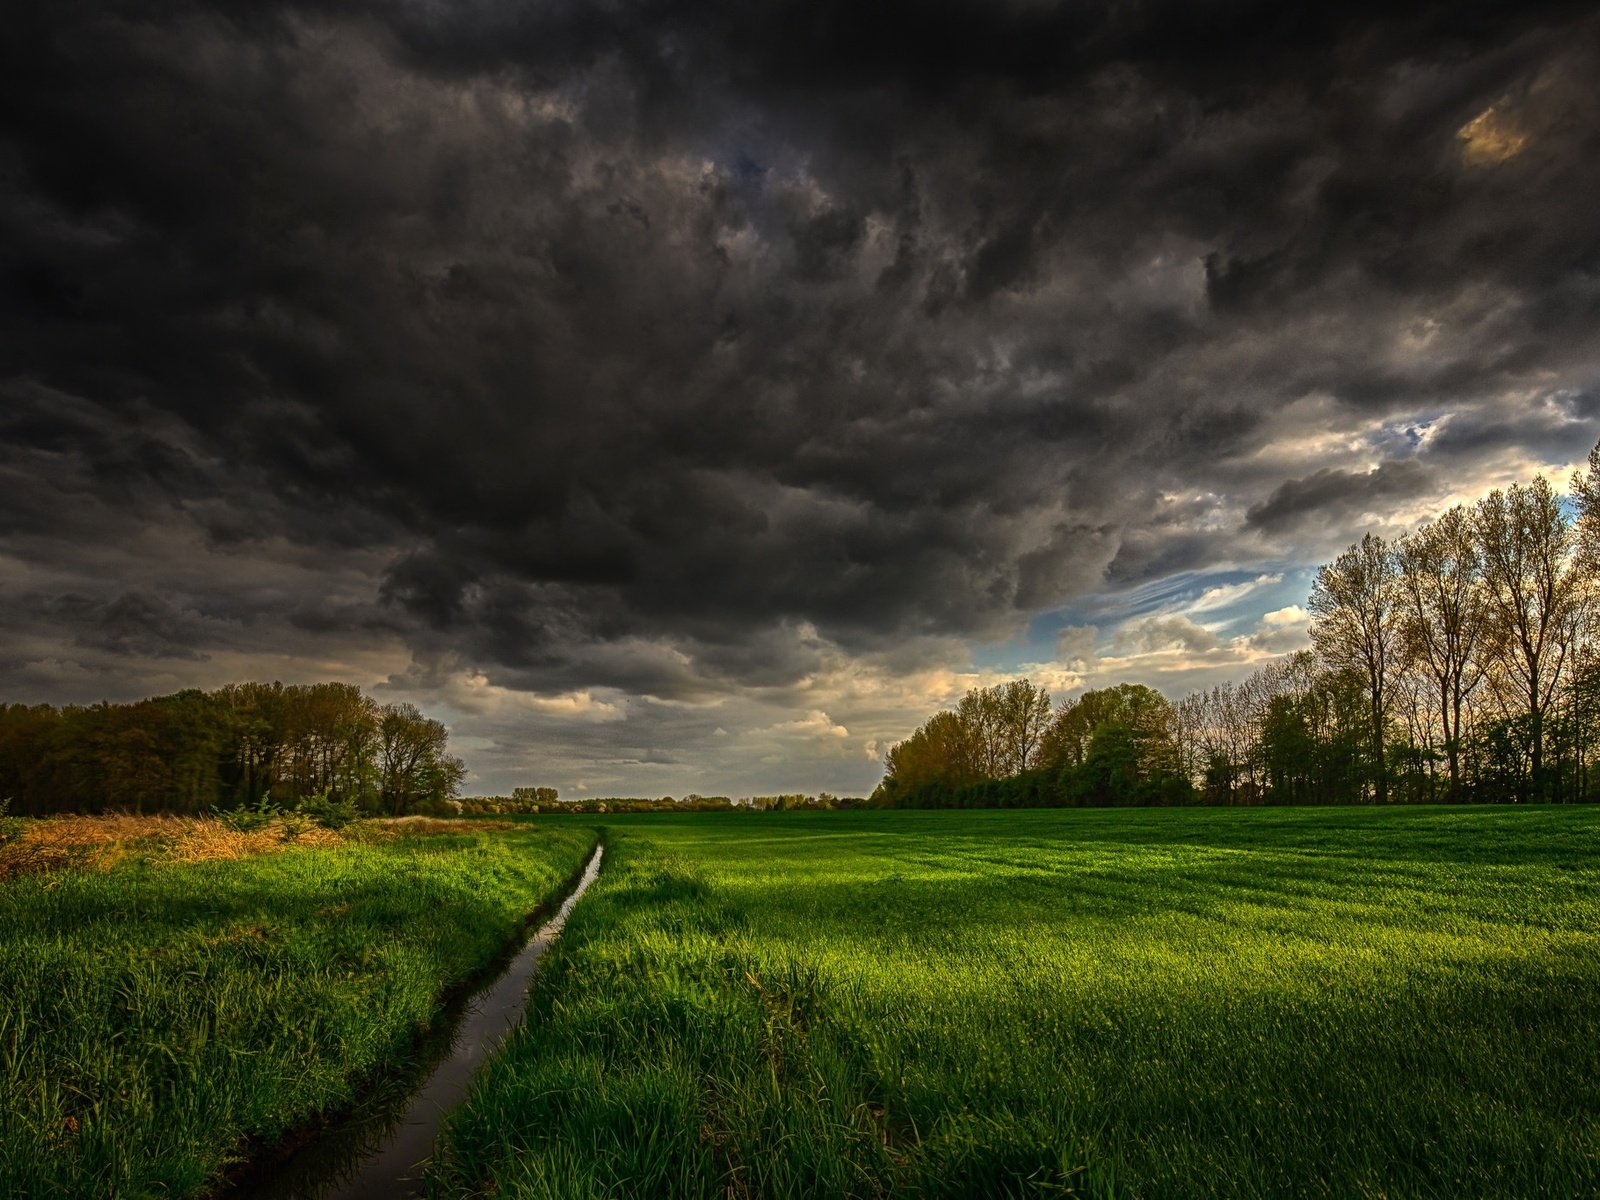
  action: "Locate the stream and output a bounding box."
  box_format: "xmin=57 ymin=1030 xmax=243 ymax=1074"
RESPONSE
xmin=230 ymin=842 xmax=605 ymax=1200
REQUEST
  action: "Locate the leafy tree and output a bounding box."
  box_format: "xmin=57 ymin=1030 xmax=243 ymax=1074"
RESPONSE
xmin=1395 ymin=507 xmax=1487 ymax=798
xmin=1042 ymin=684 xmax=1186 ymax=805
xmin=879 ymin=679 xmax=1057 ymax=803
xmin=1042 ymin=685 xmax=1166 ymax=772
xmin=1310 ymin=534 xmax=1402 ymax=803
xmin=1258 ymin=667 xmax=1365 ymax=805
xmin=379 ymin=702 xmax=462 ymax=815
xmin=1475 ymin=477 xmax=1590 ymax=800
xmin=0 ymin=682 xmax=461 ymax=816
xmin=995 ymin=679 xmax=1052 ymax=775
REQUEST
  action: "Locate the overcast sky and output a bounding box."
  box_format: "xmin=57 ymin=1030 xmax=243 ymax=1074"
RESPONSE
xmin=3 ymin=1 xmax=1598 ymax=797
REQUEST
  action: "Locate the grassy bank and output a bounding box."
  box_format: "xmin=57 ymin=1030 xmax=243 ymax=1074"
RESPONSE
xmin=0 ymin=817 xmax=596 ymax=1199
xmin=429 ymin=807 xmax=1600 ymax=1199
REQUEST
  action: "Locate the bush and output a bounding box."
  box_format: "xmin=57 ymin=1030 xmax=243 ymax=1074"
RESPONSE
xmin=213 ymin=794 xmax=280 ymax=832
xmin=299 ymin=790 xmax=361 ymax=830
xmin=0 ymin=797 xmax=25 ymax=844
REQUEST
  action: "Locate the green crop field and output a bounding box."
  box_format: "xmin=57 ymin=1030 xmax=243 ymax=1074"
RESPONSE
xmin=7 ymin=807 xmax=1599 ymax=1199
xmin=0 ymin=819 xmax=596 ymax=1199
xmin=429 ymin=807 xmax=1600 ymax=1199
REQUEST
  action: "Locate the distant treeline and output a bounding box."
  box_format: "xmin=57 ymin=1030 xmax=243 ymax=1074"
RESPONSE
xmin=458 ymin=792 xmax=868 ymax=815
xmin=875 ymin=443 xmax=1600 ymax=809
xmin=0 ymin=682 xmax=465 ymax=816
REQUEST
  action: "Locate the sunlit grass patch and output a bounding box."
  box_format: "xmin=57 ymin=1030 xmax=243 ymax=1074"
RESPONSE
xmin=0 ymin=820 xmax=597 ymax=1198
xmin=430 ymin=808 xmax=1600 ymax=1199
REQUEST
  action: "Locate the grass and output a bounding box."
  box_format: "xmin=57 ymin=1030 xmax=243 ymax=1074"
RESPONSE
xmin=0 ymin=815 xmax=597 ymax=1199
xmin=0 ymin=811 xmax=348 ymax=880
xmin=428 ymin=807 xmax=1600 ymax=1199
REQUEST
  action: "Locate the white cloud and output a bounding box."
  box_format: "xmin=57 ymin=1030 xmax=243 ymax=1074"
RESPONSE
xmin=1112 ymin=615 xmax=1220 ymax=655
xmin=1260 ymin=604 xmax=1308 ymax=626
xmin=445 ymin=672 xmax=627 ymax=721
xmin=1183 ymin=573 xmax=1284 ymax=614
xmin=761 ymin=709 xmax=850 ymax=740
xmin=1054 ymin=624 xmax=1097 ymax=667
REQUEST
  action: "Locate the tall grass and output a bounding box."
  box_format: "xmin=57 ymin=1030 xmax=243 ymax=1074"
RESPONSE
xmin=429 ymin=807 xmax=1600 ymax=1199
xmin=0 ymin=820 xmax=596 ymax=1198
xmin=0 ymin=812 xmax=346 ymax=879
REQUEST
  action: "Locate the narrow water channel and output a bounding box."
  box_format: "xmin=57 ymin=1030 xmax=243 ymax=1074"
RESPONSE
xmin=232 ymin=842 xmax=605 ymax=1200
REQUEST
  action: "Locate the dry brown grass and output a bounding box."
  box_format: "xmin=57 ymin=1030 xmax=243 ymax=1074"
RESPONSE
xmin=0 ymin=814 xmax=345 ymax=880
xmin=362 ymin=816 xmax=515 ymax=838
xmin=0 ymin=812 xmax=526 ymax=880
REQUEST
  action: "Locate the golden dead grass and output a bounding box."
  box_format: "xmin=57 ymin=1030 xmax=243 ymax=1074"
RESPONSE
xmin=365 ymin=816 xmax=514 ymax=836
xmin=0 ymin=813 xmax=529 ymax=879
xmin=0 ymin=814 xmax=345 ymax=880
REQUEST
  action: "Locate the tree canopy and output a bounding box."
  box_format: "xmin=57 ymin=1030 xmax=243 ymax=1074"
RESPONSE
xmin=0 ymin=682 xmax=466 ymax=816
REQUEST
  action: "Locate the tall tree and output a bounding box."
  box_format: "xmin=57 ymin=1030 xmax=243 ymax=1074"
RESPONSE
xmin=1309 ymin=533 xmax=1402 ymax=803
xmin=995 ymin=679 xmax=1053 ymax=775
xmin=1180 ymin=681 xmax=1257 ymax=803
xmin=1570 ymin=437 xmax=1600 ymax=567
xmin=1257 ymin=662 xmax=1366 ymax=806
xmin=378 ymin=702 xmax=461 ymax=815
xmin=955 ymin=687 xmax=1008 ymax=779
xmin=1173 ymin=691 xmax=1208 ymax=786
xmin=879 ymin=710 xmax=980 ymax=803
xmin=1395 ymin=507 xmax=1487 ymax=798
xmin=1042 ymin=685 xmax=1177 ymax=776
xmin=1475 ymin=477 xmax=1590 ymax=800
xmin=217 ymin=681 xmax=289 ymax=804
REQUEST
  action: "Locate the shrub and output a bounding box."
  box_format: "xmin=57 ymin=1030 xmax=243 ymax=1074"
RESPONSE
xmin=299 ymin=790 xmax=361 ymax=830
xmin=0 ymin=797 xmax=25 ymax=844
xmin=213 ymin=794 xmax=280 ymax=832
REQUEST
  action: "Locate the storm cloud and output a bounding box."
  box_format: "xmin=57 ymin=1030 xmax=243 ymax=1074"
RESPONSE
xmin=3 ymin=1 xmax=1599 ymax=794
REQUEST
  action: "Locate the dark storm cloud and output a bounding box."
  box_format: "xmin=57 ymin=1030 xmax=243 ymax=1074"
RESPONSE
xmin=4 ymin=0 xmax=1600 ymax=788
xmin=1425 ymin=389 xmax=1600 ymax=463
xmin=1246 ymin=460 xmax=1437 ymax=534
xmin=48 ymin=590 xmax=214 ymax=661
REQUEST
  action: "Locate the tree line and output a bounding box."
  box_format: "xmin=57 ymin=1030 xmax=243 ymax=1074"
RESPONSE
xmin=874 ymin=442 xmax=1600 ymax=808
xmin=472 ymin=793 xmax=869 ymax=815
xmin=0 ymin=682 xmax=466 ymax=816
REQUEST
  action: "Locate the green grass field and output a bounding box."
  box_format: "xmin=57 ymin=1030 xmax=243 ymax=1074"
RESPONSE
xmin=428 ymin=807 xmax=1600 ymax=1199
xmin=0 ymin=820 xmax=596 ymax=1199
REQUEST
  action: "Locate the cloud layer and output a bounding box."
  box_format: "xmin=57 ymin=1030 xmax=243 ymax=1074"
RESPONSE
xmin=3 ymin=1 xmax=1599 ymax=794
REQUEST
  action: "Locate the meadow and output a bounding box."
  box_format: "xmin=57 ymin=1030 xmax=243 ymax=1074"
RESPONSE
xmin=428 ymin=807 xmax=1600 ymax=1199
xmin=0 ymin=817 xmax=596 ymax=1199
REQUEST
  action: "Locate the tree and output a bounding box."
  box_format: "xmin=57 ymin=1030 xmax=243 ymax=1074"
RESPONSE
xmin=995 ymin=679 xmax=1052 ymax=775
xmin=282 ymin=683 xmax=379 ymax=806
xmin=1043 ymin=684 xmax=1183 ymax=803
xmin=880 ymin=709 xmax=980 ymax=802
xmin=217 ymin=681 xmax=289 ymax=805
xmin=1309 ymin=533 xmax=1402 ymax=803
xmin=1472 ymin=483 xmax=1587 ymax=809
xmin=955 ymin=687 xmax=1007 ymax=779
xmin=378 ymin=703 xmax=461 ymax=815
xmin=1475 ymin=477 xmax=1591 ymax=800
xmin=1173 ymin=691 xmax=1208 ymax=787
xmin=1185 ymin=680 xmax=1259 ymax=804
xmin=877 ymin=679 xmax=1057 ymax=805
xmin=1395 ymin=507 xmax=1487 ymax=798
xmin=1570 ymin=437 xmax=1600 ymax=568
